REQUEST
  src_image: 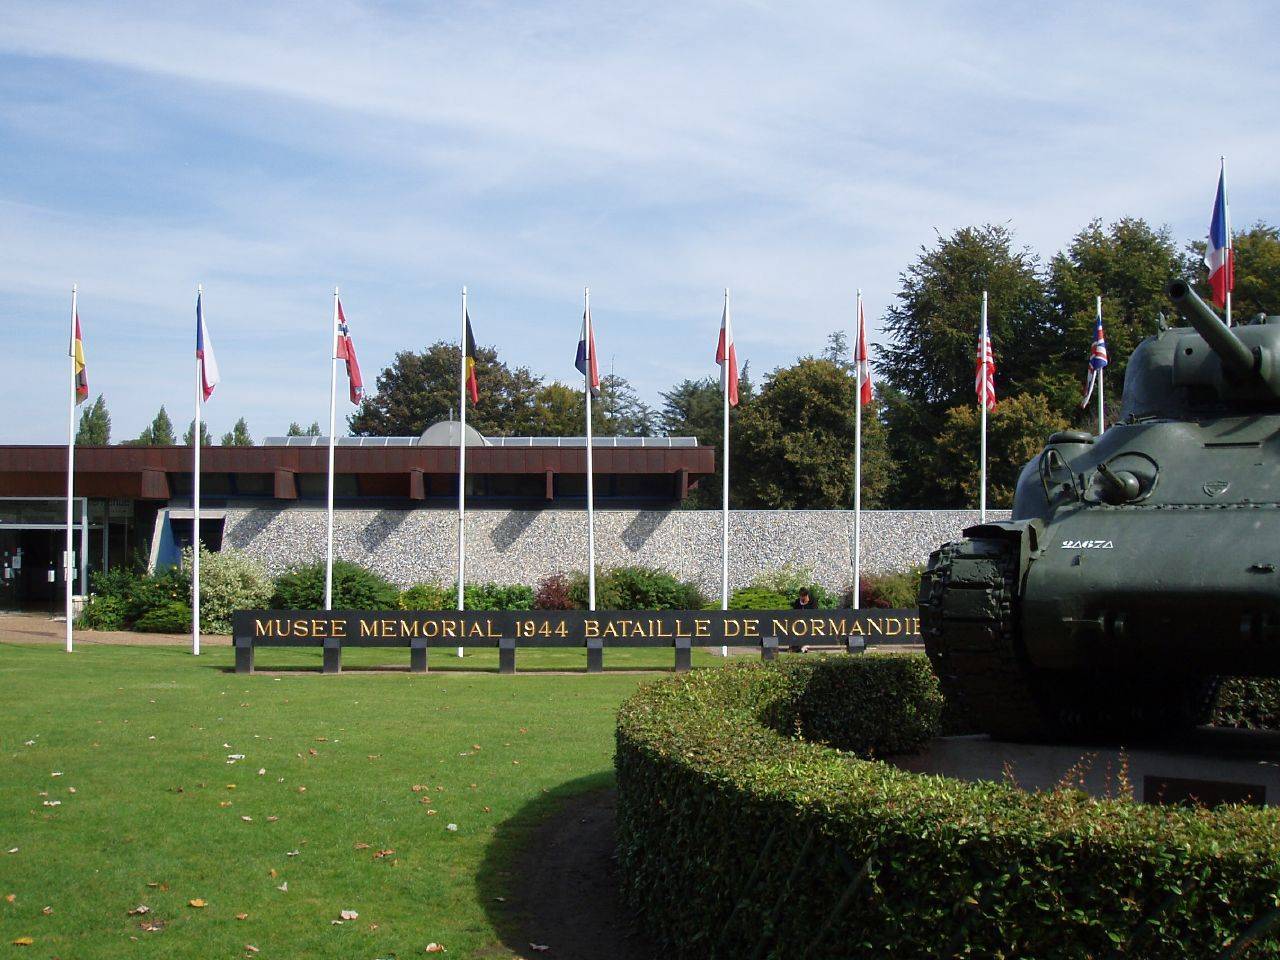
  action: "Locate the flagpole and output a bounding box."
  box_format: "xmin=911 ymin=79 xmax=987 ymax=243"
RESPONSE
xmin=720 ymin=288 xmax=731 ymax=657
xmin=1095 ymin=296 xmax=1105 ymax=435
xmin=192 ymin=285 xmax=203 ymax=657
xmin=853 ymin=290 xmax=863 ymax=611
xmin=584 ymin=287 xmax=596 ymax=612
xmin=65 ymin=285 xmax=77 ymax=653
xmin=457 ymin=286 xmax=467 ymax=657
xmin=324 ymin=287 xmax=339 ymax=611
xmin=1223 ymin=156 xmax=1232 ymax=329
xmin=979 ymin=290 xmax=988 ymax=523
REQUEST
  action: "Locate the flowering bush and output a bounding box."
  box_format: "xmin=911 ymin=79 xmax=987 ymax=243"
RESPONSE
xmin=180 ymin=547 xmax=273 ymax=633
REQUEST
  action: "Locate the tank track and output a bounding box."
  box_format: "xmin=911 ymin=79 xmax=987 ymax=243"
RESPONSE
xmin=919 ymin=535 xmax=1049 ymax=741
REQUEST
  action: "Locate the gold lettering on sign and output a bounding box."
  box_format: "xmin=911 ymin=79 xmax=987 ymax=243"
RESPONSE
xmin=360 ymin=620 xmax=377 ymax=638
xmin=602 ymin=622 xmax=619 ymax=639
xmin=867 ymin=619 xmax=883 ymax=635
xmin=744 ymin=619 xmax=760 ymax=638
xmin=884 ymin=618 xmax=902 ymax=636
xmin=487 ymin=620 xmax=501 ymax=638
xmin=332 ymin=619 xmax=347 ymax=638
xmin=772 ymin=618 xmax=788 ymax=637
xmin=694 ymin=619 xmax=710 ymax=637
xmin=254 ymin=619 xmax=274 ymax=637
xmin=675 ymin=620 xmax=691 ymax=638
xmin=724 ymin=618 xmax=741 ymax=638
xmin=909 ymin=617 xmax=920 ymax=636
xmin=584 ymin=620 xmax=599 ymax=638
xmin=442 ymin=622 xmax=457 ymax=638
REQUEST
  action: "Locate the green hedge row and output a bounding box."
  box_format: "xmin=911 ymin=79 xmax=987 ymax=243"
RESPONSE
xmin=615 ymin=656 xmax=1280 ymax=959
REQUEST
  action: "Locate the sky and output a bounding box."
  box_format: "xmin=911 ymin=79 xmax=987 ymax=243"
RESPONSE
xmin=2 ymin=0 xmax=1278 ymax=443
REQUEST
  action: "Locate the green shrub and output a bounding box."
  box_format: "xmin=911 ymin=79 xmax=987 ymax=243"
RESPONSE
xmin=134 ymin=601 xmax=192 ymax=633
xmin=124 ymin=567 xmax=189 ymax=624
xmin=570 ymin=566 xmax=707 ymax=610
xmin=271 ymin=560 xmax=398 ymax=610
xmin=1214 ymin=677 xmax=1280 ymax=730
xmin=179 ymin=547 xmax=272 ymax=633
xmin=76 ymin=593 xmax=128 ymax=630
xmin=748 ymin=564 xmax=838 ymax=607
xmin=445 ymin=583 xmax=535 ymax=611
xmin=616 ymin=656 xmax=1280 ymax=959
xmin=726 ymin=586 xmax=789 ymax=610
xmin=398 ymin=583 xmax=449 ymax=611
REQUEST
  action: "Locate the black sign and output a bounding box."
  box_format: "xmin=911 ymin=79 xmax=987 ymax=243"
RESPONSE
xmin=233 ymin=608 xmax=922 ymax=648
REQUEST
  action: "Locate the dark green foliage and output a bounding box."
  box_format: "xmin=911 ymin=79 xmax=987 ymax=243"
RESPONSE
xmin=726 ymin=586 xmax=788 ymax=610
xmin=128 ymin=406 xmax=176 ymax=446
xmin=1214 ymin=678 xmax=1280 ymax=730
xmin=534 ymin=573 xmax=578 ymax=610
xmin=616 ymin=656 xmax=1280 ymax=959
xmin=134 ymin=601 xmax=192 ymax=633
xmin=270 ymin=560 xmax=398 ymax=610
xmin=183 ymin=419 xmax=214 ymax=446
xmin=220 ymin=417 xmax=253 ymax=446
xmin=445 ymin=583 xmax=536 ymax=611
xmin=77 ymin=565 xmax=188 ymax=629
xmin=570 ymin=566 xmax=707 ymax=611
xmin=75 ymin=394 xmax=111 ymax=445
xmin=398 ymin=583 xmax=449 ymax=610
xmin=76 ymin=594 xmax=128 ymax=630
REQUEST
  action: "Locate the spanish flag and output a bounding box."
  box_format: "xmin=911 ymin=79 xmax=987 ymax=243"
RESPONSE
xmin=464 ymin=311 xmax=479 ymax=404
xmin=71 ymin=312 xmax=88 ymax=404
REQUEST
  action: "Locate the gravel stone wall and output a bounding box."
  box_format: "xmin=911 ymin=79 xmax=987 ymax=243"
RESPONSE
xmin=221 ymin=505 xmax=1010 ymax=594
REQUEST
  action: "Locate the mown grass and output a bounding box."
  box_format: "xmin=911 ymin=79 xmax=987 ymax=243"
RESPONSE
xmin=0 ymin=642 xmax=726 ymax=957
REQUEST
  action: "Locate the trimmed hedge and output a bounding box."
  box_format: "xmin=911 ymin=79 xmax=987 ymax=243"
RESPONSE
xmin=616 ymin=656 xmax=1280 ymax=959
xmin=1215 ymin=678 xmax=1280 ymax=731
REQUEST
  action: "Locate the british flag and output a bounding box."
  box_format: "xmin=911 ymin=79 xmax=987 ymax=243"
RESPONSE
xmin=1080 ymin=307 xmax=1108 ymax=407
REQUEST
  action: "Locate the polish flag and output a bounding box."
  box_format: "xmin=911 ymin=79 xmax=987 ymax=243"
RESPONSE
xmin=716 ymin=298 xmax=739 ymax=406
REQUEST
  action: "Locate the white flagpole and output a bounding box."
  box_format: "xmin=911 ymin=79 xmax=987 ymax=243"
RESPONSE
xmin=720 ymin=288 xmax=731 ymax=657
xmin=853 ymin=289 xmax=863 ymax=611
xmin=65 ymin=285 xmax=77 ymax=653
xmin=324 ymin=287 xmax=339 ymax=611
xmin=1095 ymin=295 xmax=1105 ymax=435
xmin=457 ymin=286 xmax=467 ymax=657
xmin=979 ymin=290 xmax=988 ymax=523
xmin=192 ymin=285 xmax=203 ymax=656
xmin=584 ymin=287 xmax=596 ymax=612
xmin=1223 ymin=156 xmax=1233 ymax=329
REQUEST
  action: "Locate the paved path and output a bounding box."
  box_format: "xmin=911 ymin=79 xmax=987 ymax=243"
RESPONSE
xmin=0 ymin=611 xmax=229 ymax=646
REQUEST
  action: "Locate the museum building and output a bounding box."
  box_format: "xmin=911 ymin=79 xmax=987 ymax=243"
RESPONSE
xmin=0 ymin=422 xmax=713 ymax=609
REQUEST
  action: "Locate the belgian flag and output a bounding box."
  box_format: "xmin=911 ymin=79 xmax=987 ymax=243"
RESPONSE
xmin=464 ymin=311 xmax=479 ymax=404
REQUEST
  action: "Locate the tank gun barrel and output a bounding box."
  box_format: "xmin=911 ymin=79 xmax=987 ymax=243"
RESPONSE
xmin=1167 ymin=279 xmax=1257 ymax=379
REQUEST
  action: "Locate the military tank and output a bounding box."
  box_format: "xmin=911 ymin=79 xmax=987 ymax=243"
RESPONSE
xmin=920 ymin=280 xmax=1280 ymax=740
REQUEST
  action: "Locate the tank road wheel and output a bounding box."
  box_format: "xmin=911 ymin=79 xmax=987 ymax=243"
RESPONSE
xmin=919 ymin=536 xmax=1050 ymax=741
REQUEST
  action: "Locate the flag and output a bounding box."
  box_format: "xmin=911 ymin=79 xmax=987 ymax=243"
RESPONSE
xmin=854 ymin=297 xmax=873 ymax=405
xmin=70 ymin=313 xmax=88 ymax=404
xmin=196 ymin=291 xmax=220 ymax=402
xmin=1080 ymin=307 xmax=1109 ymax=408
xmin=1204 ymin=162 xmax=1233 ymax=309
xmin=464 ymin=311 xmax=479 ymax=404
xmin=575 ymin=307 xmax=600 ymax=397
xmin=975 ymin=327 xmax=996 ymax=411
xmin=716 ymin=300 xmax=739 ymax=406
xmin=335 ymin=297 xmax=365 ymax=404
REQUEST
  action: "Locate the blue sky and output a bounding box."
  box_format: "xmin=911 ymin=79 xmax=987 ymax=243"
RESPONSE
xmin=2 ymin=1 xmax=1277 ymax=443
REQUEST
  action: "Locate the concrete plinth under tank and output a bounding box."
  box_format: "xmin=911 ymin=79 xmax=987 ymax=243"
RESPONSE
xmin=890 ymin=729 xmax=1280 ymax=807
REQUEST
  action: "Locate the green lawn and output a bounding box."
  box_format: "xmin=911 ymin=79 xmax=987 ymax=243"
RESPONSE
xmin=0 ymin=643 xmax=726 ymax=957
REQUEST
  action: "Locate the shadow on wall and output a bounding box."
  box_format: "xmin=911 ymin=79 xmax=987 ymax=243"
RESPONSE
xmin=223 ymin=508 xmax=278 ymax=550
xmin=358 ymin=510 xmax=414 ymax=554
xmin=491 ymin=510 xmax=539 ymax=552
xmin=621 ymin=511 xmax=663 ymax=552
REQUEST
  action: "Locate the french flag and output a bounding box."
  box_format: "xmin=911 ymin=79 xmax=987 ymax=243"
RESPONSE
xmin=575 ymin=306 xmax=600 ymax=397
xmin=1204 ymin=161 xmax=1233 ymax=309
xmin=715 ymin=296 xmax=739 ymax=407
xmin=196 ymin=290 xmax=220 ymax=402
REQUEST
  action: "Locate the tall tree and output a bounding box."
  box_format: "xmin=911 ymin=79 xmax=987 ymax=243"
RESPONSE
xmin=75 ymin=394 xmax=111 ymax=445
xmin=128 ymin=406 xmax=176 ymax=446
xmin=183 ymin=419 xmax=214 ymax=446
xmin=286 ymin=421 xmax=322 ymax=437
xmin=349 ymin=342 xmax=544 ymax=437
xmin=525 ymin=382 xmax=586 ymax=437
xmin=734 ymin=358 xmax=891 ymax=509
xmin=1186 ymin=222 xmax=1280 ymax=321
xmin=1045 ymin=218 xmax=1183 ymax=415
xmin=879 ymin=224 xmax=1051 ymax=412
xmin=220 ymin=417 xmax=253 ymax=446
xmin=595 ymin=374 xmax=654 ymax=436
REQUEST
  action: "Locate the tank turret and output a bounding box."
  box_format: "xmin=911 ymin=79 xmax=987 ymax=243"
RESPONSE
xmin=1167 ymin=279 xmax=1280 ymax=398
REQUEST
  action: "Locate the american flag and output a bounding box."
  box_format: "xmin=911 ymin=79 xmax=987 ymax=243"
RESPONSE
xmin=335 ymin=297 xmax=364 ymax=404
xmin=974 ymin=326 xmax=996 ymax=411
xmin=1080 ymin=306 xmax=1108 ymax=407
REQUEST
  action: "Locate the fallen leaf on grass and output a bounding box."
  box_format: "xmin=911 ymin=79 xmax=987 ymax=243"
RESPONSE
xmin=446 ymin=823 xmax=458 ymax=832
xmin=188 ymin=899 xmax=207 ymax=909
xmin=219 ymin=801 xmax=233 ymax=808
xmin=424 ymin=944 xmax=445 ymax=953
xmin=373 ymin=849 xmax=394 ymax=860
xmin=4 ymin=894 xmax=14 ymax=902
xmin=235 ymin=913 xmax=249 ymax=921
xmin=244 ymin=946 xmax=259 ymax=954
xmin=11 ymin=937 xmax=33 ymax=946
xmin=308 ymin=749 xmax=318 ymax=757
xmin=425 ymin=809 xmax=437 ymax=816
xmin=286 ymin=850 xmax=300 ymax=857
xmin=411 ymin=784 xmax=428 ymax=793
xmin=266 ymin=816 xmax=278 ymax=823
xmin=140 ymin=919 xmax=165 ymax=932
xmin=5 ymin=848 xmax=16 ymax=854
xmin=339 ymin=909 xmax=359 ymax=920
xmin=353 ymin=842 xmax=370 ymax=850
xmin=241 ymin=816 xmax=253 ymax=822
xmin=127 ymin=905 xmax=150 ymax=916
xmin=41 ymin=907 xmax=51 ymax=916
xmin=276 ymin=882 xmax=288 ymax=893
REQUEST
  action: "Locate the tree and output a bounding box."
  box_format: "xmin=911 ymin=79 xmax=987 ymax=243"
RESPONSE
xmin=1186 ymin=222 xmax=1280 ymax=321
xmin=734 ymin=358 xmax=891 ymax=509
xmin=595 ymin=374 xmax=654 ymax=436
xmin=183 ymin=419 xmax=214 ymax=446
xmin=928 ymin=393 xmax=1068 ymax=508
xmin=75 ymin=394 xmax=110 ymax=445
xmin=659 ymin=368 xmax=757 ymax=508
xmin=286 ymin=421 xmax=322 ymax=437
xmin=349 ymin=342 xmax=544 ymax=437
xmin=525 ymin=382 xmax=586 ymax=437
xmin=1045 ymin=218 xmax=1183 ymax=415
xmin=822 ymin=331 xmax=853 ymax=371
xmin=129 ymin=406 xmax=176 ymax=446
xmin=220 ymin=417 xmax=253 ymax=447
xmin=879 ymin=224 xmax=1051 ymax=412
